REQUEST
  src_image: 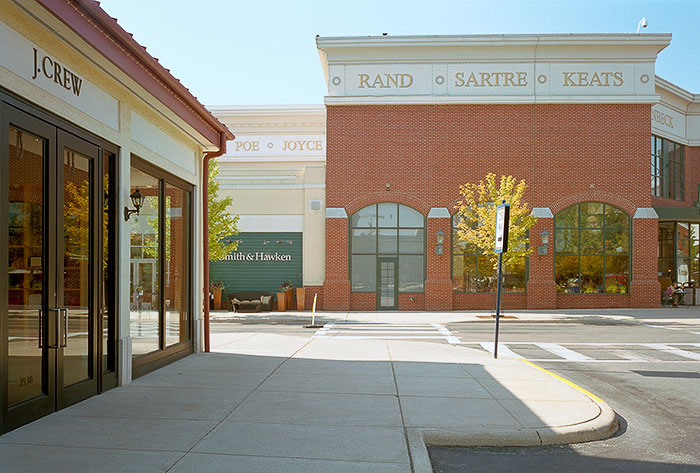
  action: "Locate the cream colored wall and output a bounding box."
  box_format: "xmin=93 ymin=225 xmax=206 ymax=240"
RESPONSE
xmin=210 ymin=106 xmax=326 ymax=286
xmin=1 ymin=0 xmax=214 ymax=379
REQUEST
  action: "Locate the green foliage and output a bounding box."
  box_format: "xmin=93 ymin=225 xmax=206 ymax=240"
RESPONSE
xmin=454 ymin=173 xmax=536 ymax=271
xmin=208 ymin=159 xmax=239 ymax=261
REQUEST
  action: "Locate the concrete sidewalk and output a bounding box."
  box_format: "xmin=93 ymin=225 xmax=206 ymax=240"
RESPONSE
xmin=0 ymin=323 xmax=617 ymax=473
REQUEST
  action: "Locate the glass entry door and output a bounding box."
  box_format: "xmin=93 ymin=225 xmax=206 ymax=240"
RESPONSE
xmin=3 ymin=105 xmax=99 ymax=432
xmin=377 ymin=257 xmax=398 ymax=310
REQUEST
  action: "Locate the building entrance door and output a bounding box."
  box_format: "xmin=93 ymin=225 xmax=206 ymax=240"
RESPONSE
xmin=377 ymin=257 xmax=398 ymax=310
xmin=2 ymin=104 xmax=100 ymax=433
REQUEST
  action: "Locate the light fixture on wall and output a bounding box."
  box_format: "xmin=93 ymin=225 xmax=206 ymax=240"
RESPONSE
xmin=124 ymin=188 xmax=145 ymax=221
xmin=277 ymin=240 xmax=293 ymax=245
xmin=636 ymin=17 xmax=648 ymax=33
xmin=435 ymin=231 xmax=445 ymax=255
xmin=538 ymin=230 xmax=550 ymax=255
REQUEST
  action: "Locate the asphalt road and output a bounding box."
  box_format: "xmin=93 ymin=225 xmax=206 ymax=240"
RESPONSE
xmin=430 ymin=315 xmax=700 ymax=473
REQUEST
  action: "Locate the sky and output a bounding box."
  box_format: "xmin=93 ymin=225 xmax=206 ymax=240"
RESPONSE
xmin=98 ymin=0 xmax=700 ymax=106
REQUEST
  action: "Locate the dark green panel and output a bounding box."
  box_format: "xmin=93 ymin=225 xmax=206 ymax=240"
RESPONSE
xmin=209 ymin=232 xmax=302 ymax=296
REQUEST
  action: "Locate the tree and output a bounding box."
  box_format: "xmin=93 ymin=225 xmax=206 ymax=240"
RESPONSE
xmin=454 ymin=173 xmax=536 ymax=272
xmin=208 ymin=158 xmax=239 ymax=261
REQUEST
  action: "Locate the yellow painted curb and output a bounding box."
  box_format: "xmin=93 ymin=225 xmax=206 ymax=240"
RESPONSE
xmin=519 ymin=358 xmax=606 ymax=404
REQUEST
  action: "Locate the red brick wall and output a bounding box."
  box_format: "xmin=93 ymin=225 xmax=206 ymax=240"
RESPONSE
xmin=324 ymin=104 xmax=657 ymax=310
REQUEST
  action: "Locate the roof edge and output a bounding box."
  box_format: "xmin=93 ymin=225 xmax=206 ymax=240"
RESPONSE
xmin=36 ymin=0 xmax=233 ymax=146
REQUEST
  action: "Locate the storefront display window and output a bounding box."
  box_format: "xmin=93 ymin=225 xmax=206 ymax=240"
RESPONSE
xmin=451 ymin=215 xmax=526 ymax=293
xmin=652 ymin=136 xmax=684 ymax=201
xmin=350 ymin=204 xmax=425 ymax=293
xmin=658 ymin=222 xmax=699 ymax=284
xmin=555 ymin=203 xmax=630 ymax=294
xmin=129 ymin=159 xmax=191 ymax=360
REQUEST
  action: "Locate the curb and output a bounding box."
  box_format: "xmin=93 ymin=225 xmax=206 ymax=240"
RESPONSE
xmin=406 ymin=359 xmax=619 ymax=473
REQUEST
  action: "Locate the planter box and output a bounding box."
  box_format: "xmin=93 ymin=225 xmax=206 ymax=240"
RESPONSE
xmin=296 ymin=287 xmax=305 ymax=310
xmin=276 ymin=292 xmax=287 ymax=312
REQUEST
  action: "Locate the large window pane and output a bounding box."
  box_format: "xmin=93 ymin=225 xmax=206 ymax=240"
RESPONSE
xmin=605 ymin=206 xmax=628 ymax=227
xmin=555 ymin=229 xmax=578 ymax=254
xmin=605 ymin=229 xmax=629 ymax=255
xmin=352 ymin=229 xmax=376 ymax=253
xmin=580 ymin=203 xmax=604 ymax=228
xmin=399 ymin=229 xmax=423 ymax=254
xmin=652 ymin=135 xmax=684 ymax=201
xmin=580 ymin=229 xmax=603 ymax=254
xmin=452 ymin=254 xmax=477 ymax=292
xmin=377 ymin=203 xmax=398 ymax=227
xmin=351 ymin=205 xmax=376 ymax=228
xmin=165 ymin=184 xmax=189 ymax=347
xmin=130 ymin=167 xmax=160 ymax=356
xmin=351 ymin=255 xmax=375 ymax=292
xmin=7 ymin=126 xmax=45 ymax=406
xmin=555 ymin=205 xmax=578 ymax=228
xmin=580 ymin=256 xmax=604 ymax=293
xmin=399 ymin=256 xmax=423 ymax=292
xmin=399 ymin=205 xmax=423 ymax=227
xmin=556 ymin=255 xmax=579 ymax=293
xmin=378 ymin=229 xmax=397 ymax=253
xmin=605 ymin=255 xmax=629 ymax=293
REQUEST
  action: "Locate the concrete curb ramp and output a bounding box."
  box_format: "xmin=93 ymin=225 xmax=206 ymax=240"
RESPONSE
xmin=408 ymin=359 xmax=619 ymax=473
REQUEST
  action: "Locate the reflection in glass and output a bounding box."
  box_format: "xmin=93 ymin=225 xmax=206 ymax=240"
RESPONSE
xmin=102 ymin=151 xmax=115 ymax=373
xmin=399 ymin=255 xmax=423 ymax=292
xmin=165 ymin=184 xmax=189 ymax=346
xmin=452 ymin=215 xmax=526 ymax=293
xmin=555 ymin=203 xmax=629 ymax=294
xmin=7 ymin=126 xmax=46 ymax=405
xmin=350 ymin=204 xmax=425 ymax=294
xmin=130 ymin=167 xmax=160 ymax=355
xmin=63 ymin=148 xmax=92 ymax=387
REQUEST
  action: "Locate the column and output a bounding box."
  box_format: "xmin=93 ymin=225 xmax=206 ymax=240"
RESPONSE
xmin=527 ymin=208 xmax=557 ymax=309
xmin=631 ymin=208 xmax=661 ymax=307
xmin=322 ymin=207 xmax=350 ymax=310
xmin=425 ymin=208 xmax=453 ymax=310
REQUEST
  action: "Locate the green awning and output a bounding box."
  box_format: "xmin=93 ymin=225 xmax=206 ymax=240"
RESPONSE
xmin=654 ymin=206 xmax=700 ymax=221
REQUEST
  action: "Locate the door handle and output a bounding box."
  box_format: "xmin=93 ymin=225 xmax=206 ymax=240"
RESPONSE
xmin=61 ymin=307 xmax=68 ymax=348
xmin=48 ymin=307 xmax=68 ymax=348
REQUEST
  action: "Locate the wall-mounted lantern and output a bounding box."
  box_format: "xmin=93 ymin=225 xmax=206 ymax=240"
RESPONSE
xmin=124 ymin=188 xmax=145 ymax=221
xmin=435 ymin=231 xmax=445 ymax=255
xmin=538 ymin=230 xmax=550 ymax=255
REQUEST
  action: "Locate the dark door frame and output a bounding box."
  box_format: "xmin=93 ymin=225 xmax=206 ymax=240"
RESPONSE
xmin=377 ymin=256 xmax=399 ymax=310
xmin=1 ymin=90 xmax=119 ymax=433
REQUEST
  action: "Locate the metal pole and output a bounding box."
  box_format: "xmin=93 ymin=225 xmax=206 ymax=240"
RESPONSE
xmin=494 ymin=252 xmax=503 ymax=359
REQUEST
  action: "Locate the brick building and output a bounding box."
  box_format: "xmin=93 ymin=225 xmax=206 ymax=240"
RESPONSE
xmin=315 ymin=34 xmax=699 ymax=311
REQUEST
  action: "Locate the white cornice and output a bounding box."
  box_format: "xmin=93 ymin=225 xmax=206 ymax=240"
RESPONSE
xmin=324 ymin=95 xmax=662 ymax=106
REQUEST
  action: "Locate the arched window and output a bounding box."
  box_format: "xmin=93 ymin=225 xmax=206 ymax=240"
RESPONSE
xmin=350 ymin=203 xmax=425 ymax=294
xmin=555 ymin=203 xmax=630 ymax=294
xmin=451 ymin=214 xmax=527 ymax=293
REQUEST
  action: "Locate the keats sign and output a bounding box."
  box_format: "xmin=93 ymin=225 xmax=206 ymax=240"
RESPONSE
xmin=32 ymin=48 xmax=83 ymax=96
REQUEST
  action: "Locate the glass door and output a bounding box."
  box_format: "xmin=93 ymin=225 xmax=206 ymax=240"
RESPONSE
xmin=3 ymin=106 xmax=56 ymax=432
xmin=377 ymin=257 xmax=398 ymax=310
xmin=2 ymin=105 xmax=99 ymax=432
xmin=56 ymin=130 xmax=99 ymax=409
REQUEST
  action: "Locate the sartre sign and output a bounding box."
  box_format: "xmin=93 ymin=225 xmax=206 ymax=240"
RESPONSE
xmin=223 ymin=252 xmax=292 ymax=262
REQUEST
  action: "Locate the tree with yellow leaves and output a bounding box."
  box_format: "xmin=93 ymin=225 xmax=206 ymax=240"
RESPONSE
xmin=454 ymin=174 xmax=536 ymax=273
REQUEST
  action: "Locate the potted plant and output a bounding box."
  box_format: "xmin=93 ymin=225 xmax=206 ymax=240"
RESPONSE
xmin=210 ymin=281 xmax=225 ymax=310
xmin=280 ymin=280 xmax=295 ymax=309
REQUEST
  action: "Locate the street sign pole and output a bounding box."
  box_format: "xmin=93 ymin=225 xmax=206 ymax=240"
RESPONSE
xmin=493 ymin=200 xmax=510 ymax=360
xmin=494 ymin=251 xmax=503 ymax=359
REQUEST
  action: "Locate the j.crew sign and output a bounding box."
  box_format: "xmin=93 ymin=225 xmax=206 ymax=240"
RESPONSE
xmin=32 ymin=48 xmax=83 ymax=97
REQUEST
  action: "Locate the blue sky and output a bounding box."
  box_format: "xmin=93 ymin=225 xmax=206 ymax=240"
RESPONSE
xmin=99 ymin=0 xmax=700 ymax=105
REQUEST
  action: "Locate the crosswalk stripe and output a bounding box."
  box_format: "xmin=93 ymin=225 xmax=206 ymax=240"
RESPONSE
xmin=479 ymin=342 xmax=520 ymax=358
xmin=535 ymin=343 xmax=593 ymax=361
xmin=642 ymin=343 xmax=700 ymax=361
xmin=313 ymin=322 xmax=460 ymax=344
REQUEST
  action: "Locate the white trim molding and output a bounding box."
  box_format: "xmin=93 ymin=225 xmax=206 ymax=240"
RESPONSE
xmin=531 ymin=207 xmax=554 ymax=218
xmin=326 ymin=207 xmax=348 ymax=218
xmin=633 ymin=207 xmax=659 ymax=219
xmin=428 ymin=207 xmax=451 ymax=218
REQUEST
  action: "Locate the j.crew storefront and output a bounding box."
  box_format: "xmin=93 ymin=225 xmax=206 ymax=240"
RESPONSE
xmin=1 ymin=0 xmax=231 ymax=433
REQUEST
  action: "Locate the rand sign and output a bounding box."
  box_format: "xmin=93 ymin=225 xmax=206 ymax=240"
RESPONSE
xmin=209 ymin=232 xmax=302 ymax=296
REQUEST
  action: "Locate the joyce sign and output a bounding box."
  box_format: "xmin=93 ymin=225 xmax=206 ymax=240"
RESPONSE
xmin=494 ymin=203 xmax=510 ymax=254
